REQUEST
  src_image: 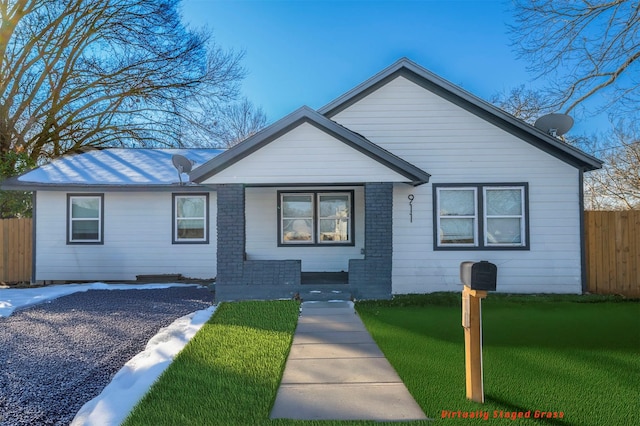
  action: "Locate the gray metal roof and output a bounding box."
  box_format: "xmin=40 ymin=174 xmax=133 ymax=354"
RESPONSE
xmin=2 ymin=148 xmax=223 ymax=191
xmin=319 ymin=58 xmax=603 ymax=171
xmin=189 ymin=106 xmax=431 ymax=186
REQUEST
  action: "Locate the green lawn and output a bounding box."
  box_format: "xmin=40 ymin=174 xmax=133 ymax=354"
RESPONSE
xmin=123 ymin=300 xmax=300 ymax=426
xmin=356 ymin=294 xmax=640 ymax=425
xmin=123 ymin=295 xmax=639 ymax=426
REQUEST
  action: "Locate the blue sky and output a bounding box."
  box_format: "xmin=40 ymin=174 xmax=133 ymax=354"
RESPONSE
xmin=180 ymin=0 xmax=601 ymax=136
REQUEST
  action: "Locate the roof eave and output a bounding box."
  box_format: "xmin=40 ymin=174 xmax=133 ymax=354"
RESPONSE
xmin=1 ymin=179 xmax=213 ymax=192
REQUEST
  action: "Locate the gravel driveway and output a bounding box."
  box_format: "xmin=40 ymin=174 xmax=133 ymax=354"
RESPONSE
xmin=0 ymin=286 xmax=214 ymax=426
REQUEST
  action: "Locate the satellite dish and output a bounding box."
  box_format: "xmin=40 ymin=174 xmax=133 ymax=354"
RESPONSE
xmin=534 ymin=113 xmax=574 ymax=137
xmin=171 ymin=154 xmax=193 ymax=185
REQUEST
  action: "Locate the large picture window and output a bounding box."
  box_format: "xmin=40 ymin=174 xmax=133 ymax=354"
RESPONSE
xmin=68 ymin=194 xmax=104 ymax=244
xmin=173 ymin=193 xmax=209 ymax=244
xmin=434 ymin=184 xmax=528 ymax=250
xmin=279 ymin=191 xmax=353 ymax=246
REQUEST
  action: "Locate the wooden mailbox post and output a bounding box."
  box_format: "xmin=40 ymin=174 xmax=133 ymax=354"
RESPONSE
xmin=460 ymin=261 xmax=497 ymax=404
xmin=462 ymin=285 xmax=487 ymax=403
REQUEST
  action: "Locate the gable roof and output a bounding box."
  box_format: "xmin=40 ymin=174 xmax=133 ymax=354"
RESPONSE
xmin=319 ymin=58 xmax=603 ymax=171
xmin=1 ymin=148 xmax=223 ymax=191
xmin=189 ymin=106 xmax=431 ymax=186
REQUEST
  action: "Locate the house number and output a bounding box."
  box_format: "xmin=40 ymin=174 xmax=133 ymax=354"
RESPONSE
xmin=408 ymin=194 xmax=414 ymax=223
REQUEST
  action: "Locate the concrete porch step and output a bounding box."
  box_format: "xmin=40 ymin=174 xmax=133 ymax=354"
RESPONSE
xmin=300 ymin=285 xmax=352 ymax=302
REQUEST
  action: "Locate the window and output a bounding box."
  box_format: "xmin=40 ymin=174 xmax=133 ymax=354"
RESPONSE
xmin=173 ymin=194 xmax=209 ymax=244
xmin=434 ymin=184 xmax=528 ymax=250
xmin=279 ymin=191 xmax=353 ymax=246
xmin=68 ymin=194 xmax=103 ymax=244
xmin=484 ymin=187 xmax=525 ymax=246
xmin=437 ymin=187 xmax=478 ymax=246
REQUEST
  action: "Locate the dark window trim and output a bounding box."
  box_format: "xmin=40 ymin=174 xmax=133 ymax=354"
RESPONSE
xmin=67 ymin=193 xmax=104 ymax=245
xmin=277 ymin=190 xmax=355 ymax=247
xmin=172 ymin=193 xmax=210 ymax=244
xmin=433 ymin=183 xmax=530 ymax=251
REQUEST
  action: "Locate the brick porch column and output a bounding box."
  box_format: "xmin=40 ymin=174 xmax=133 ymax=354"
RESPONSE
xmin=216 ymin=184 xmax=245 ymax=286
xmin=350 ymin=182 xmax=393 ymax=299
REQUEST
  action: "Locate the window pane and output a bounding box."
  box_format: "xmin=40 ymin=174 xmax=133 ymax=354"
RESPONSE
xmin=319 ymin=195 xmax=349 ymax=218
xmin=318 ymin=194 xmax=350 ymax=243
xmin=487 ymin=218 xmax=522 ymax=244
xmin=440 ymin=190 xmax=475 ymax=215
xmin=319 ymin=218 xmax=349 ymax=242
xmin=282 ymin=219 xmax=312 ymax=242
xmin=72 ymin=220 xmax=99 ymax=240
xmin=486 ymin=189 xmax=522 ymax=216
xmin=177 ymin=219 xmax=205 ymax=239
xmin=72 ymin=198 xmax=99 ymax=218
xmin=177 ymin=197 xmax=205 ymax=218
xmin=282 ymin=195 xmax=313 ymax=218
xmin=440 ymin=218 xmax=474 ymax=244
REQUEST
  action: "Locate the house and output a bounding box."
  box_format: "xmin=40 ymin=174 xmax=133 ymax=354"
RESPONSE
xmin=2 ymin=58 xmax=602 ymax=300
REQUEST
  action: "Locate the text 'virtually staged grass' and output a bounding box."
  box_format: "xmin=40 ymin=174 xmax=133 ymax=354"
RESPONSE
xmin=124 ymin=295 xmax=639 ymax=426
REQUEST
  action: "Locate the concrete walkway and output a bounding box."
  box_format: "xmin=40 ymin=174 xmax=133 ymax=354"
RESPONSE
xmin=270 ymin=301 xmax=427 ymax=421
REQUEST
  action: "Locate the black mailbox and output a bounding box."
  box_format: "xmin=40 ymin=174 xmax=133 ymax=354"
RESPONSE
xmin=460 ymin=261 xmax=497 ymax=291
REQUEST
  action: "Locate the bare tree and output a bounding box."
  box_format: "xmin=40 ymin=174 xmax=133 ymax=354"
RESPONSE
xmin=581 ymin=122 xmax=640 ymax=210
xmin=490 ymin=85 xmax=554 ymax=123
xmin=209 ymin=97 xmax=267 ymax=148
xmin=175 ymin=96 xmax=267 ymax=149
xmin=0 ymin=0 xmax=244 ymax=173
xmin=510 ymin=0 xmax=640 ymax=115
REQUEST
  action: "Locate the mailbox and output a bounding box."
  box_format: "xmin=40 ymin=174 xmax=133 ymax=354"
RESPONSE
xmin=460 ymin=261 xmax=497 ymax=291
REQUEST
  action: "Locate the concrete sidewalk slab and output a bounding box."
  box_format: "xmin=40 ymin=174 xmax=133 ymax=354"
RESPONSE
xmin=271 ymin=383 xmax=426 ymax=421
xmin=298 ymin=313 xmax=362 ymax=323
xmin=292 ymin=330 xmax=375 ymax=345
xmin=270 ymin=301 xmax=427 ymax=421
xmin=288 ymin=342 xmax=384 ymax=359
xmin=296 ymin=307 xmax=356 ymax=316
xmin=301 ymin=301 xmax=352 ymax=309
xmin=281 ymin=358 xmax=404 ymax=384
xmin=295 ymin=320 xmax=367 ymax=333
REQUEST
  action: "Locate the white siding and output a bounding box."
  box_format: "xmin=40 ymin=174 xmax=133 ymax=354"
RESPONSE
xmin=333 ymin=76 xmax=583 ymax=294
xmin=200 ymin=122 xmax=409 ymax=185
xmin=34 ymin=191 xmax=216 ymax=281
xmin=245 ymin=187 xmax=365 ymax=271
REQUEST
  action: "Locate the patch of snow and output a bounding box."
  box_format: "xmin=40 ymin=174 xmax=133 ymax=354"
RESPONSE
xmin=16 ymin=148 xmax=223 ymax=186
xmin=0 ymin=282 xmax=202 ymax=318
xmin=71 ymin=305 xmax=217 ymax=426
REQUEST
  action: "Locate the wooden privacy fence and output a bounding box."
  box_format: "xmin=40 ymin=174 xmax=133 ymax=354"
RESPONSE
xmin=0 ymin=218 xmax=32 ymax=283
xmin=585 ymin=210 xmax=640 ymax=297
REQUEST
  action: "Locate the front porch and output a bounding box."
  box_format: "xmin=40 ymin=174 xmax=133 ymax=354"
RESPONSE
xmin=214 ymin=182 xmax=394 ymax=301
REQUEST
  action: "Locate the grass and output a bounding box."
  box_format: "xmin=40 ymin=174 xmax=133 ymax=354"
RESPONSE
xmin=356 ymin=293 xmax=640 ymax=425
xmin=123 ymin=294 xmax=639 ymax=426
xmin=123 ymin=300 xmax=300 ymax=426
